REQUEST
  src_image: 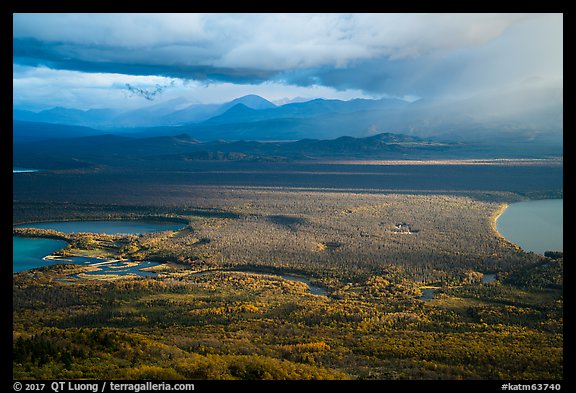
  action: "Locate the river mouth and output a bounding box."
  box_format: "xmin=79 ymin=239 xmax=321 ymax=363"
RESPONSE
xmin=13 ymin=219 xmax=186 ymax=273
xmin=496 ymin=199 xmax=563 ymax=255
xmin=13 ymin=219 xmax=328 ymax=293
xmin=51 ymin=257 xmax=162 ymax=280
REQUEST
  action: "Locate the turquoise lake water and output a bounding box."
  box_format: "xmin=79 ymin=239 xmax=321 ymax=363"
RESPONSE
xmin=13 ymin=220 xmax=185 ymax=273
xmin=496 ymin=199 xmax=563 ymax=255
xmin=13 ymin=237 xmax=69 ymax=272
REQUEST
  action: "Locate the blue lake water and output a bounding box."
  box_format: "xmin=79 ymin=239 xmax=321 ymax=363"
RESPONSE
xmin=496 ymin=199 xmax=563 ymax=255
xmin=13 ymin=237 xmax=69 ymax=272
xmin=14 ymin=220 xmax=184 ymax=273
xmin=15 ymin=220 xmax=184 ymax=235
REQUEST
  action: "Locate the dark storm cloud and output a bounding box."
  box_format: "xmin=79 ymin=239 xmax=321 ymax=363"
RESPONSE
xmin=13 ymin=13 xmax=562 ymax=103
xmin=13 ymin=38 xmax=276 ymax=85
xmin=276 ymin=48 xmax=483 ymax=99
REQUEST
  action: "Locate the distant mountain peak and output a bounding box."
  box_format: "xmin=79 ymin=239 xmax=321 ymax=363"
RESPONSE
xmin=228 ymin=95 xmax=276 ymax=110
xmin=228 ymin=103 xmax=256 ymax=112
xmin=205 ymin=103 xmax=259 ymax=124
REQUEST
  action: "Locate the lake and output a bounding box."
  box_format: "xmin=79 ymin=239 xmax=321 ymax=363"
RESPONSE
xmin=13 ymin=237 xmax=69 ymax=272
xmin=13 ymin=220 xmax=185 ymax=272
xmin=15 ymin=220 xmax=185 ymax=235
xmin=13 ymin=167 xmax=40 ymax=173
xmin=496 ymin=199 xmax=563 ymax=255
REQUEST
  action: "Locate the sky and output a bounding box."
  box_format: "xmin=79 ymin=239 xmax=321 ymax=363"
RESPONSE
xmin=13 ymin=13 xmax=563 ymax=112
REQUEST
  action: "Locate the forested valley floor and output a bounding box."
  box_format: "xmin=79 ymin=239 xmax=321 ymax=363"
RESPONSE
xmin=13 ymin=185 xmax=563 ymax=380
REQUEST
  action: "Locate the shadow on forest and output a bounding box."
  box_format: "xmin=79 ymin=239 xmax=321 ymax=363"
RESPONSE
xmin=267 ymin=215 xmax=307 ymax=230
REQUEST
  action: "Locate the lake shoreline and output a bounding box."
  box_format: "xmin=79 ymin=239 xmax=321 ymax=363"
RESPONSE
xmin=13 ymin=216 xmax=189 ymax=228
xmin=13 ymin=237 xmax=70 ymax=273
xmin=491 ymin=202 xmax=523 ymax=251
xmin=13 ymin=219 xmax=187 ymax=273
xmin=495 ymin=198 xmax=563 ymax=255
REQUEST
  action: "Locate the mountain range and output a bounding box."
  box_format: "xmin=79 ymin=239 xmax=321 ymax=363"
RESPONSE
xmin=14 ymin=128 xmax=564 ymax=174
xmin=13 ymin=85 xmax=563 ymax=152
xmin=13 ymin=94 xmax=279 ymax=129
xmin=13 ymin=131 xmax=456 ymax=170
